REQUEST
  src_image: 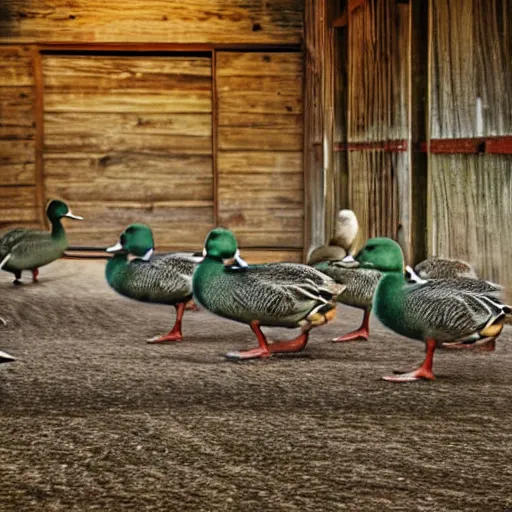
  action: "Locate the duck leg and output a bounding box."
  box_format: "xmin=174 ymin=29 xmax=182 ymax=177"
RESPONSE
xmin=226 ymin=322 xmax=310 ymax=360
xmin=225 ymin=321 xmax=271 ymax=360
xmin=13 ymin=270 xmax=22 ymax=286
xmin=147 ymin=302 xmax=186 ymax=344
xmin=383 ymin=338 xmax=437 ymax=382
xmin=32 ymin=268 xmax=39 ymax=283
xmin=332 ymin=309 xmax=370 ymax=343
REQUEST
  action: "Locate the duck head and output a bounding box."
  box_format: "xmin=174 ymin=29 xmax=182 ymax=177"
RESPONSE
xmin=355 ymin=237 xmax=404 ymax=272
xmin=106 ymin=223 xmax=154 ymax=260
xmin=47 ymin=199 xmax=83 ymax=223
xmin=331 ymin=209 xmax=360 ymax=253
xmin=203 ymin=228 xmax=248 ymax=268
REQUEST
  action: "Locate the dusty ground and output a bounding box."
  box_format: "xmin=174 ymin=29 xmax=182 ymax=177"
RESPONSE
xmin=1 ymin=260 xmax=512 ymax=511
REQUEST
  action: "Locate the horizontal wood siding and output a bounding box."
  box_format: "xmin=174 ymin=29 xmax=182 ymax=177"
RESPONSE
xmin=0 ymin=46 xmax=38 ymax=231
xmin=429 ymin=0 xmax=512 ymax=295
xmin=216 ymin=51 xmax=304 ymax=260
xmin=0 ymin=1 xmax=303 ymax=45
xmin=43 ymin=54 xmax=214 ymax=250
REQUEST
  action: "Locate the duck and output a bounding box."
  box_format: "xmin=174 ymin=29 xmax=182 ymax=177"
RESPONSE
xmin=106 ymin=223 xmax=201 ymax=343
xmin=310 ymin=209 xmax=380 ymax=343
xmin=0 ymin=199 xmax=83 ymax=285
xmin=413 ymin=257 xmax=477 ymax=280
xmin=0 ymin=350 xmax=15 ymax=364
xmin=307 ymin=209 xmax=361 ymax=265
xmin=193 ymin=228 xmax=345 ymax=360
xmin=355 ymin=237 xmax=511 ymax=382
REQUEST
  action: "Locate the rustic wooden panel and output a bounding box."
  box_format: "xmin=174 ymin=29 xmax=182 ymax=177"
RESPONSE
xmin=0 ymin=0 xmax=303 ymax=44
xmin=346 ymin=0 xmax=409 ymax=242
xmin=0 ymin=186 xmax=38 ymax=222
xmin=44 ymin=155 xmax=212 ymax=181
xmin=431 ymin=0 xmax=512 ymax=138
xmin=42 ymin=54 xmax=214 ymax=250
xmin=0 ymin=46 xmax=33 ymax=86
xmin=218 ymin=113 xmax=302 ymax=151
xmin=430 ymin=154 xmax=512 ymax=300
xmin=217 ymin=51 xmax=304 ymax=250
xmin=217 ymin=152 xmax=302 ymax=174
xmin=62 ymin=202 xmax=214 ymax=250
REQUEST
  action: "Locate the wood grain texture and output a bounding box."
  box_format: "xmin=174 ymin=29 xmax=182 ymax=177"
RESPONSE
xmin=42 ymin=54 xmax=214 ymax=250
xmin=0 ymin=0 xmax=303 ymax=44
xmin=430 ymin=154 xmax=512 ymax=301
xmin=217 ymin=51 xmax=304 ymax=250
xmin=0 ymin=186 xmax=38 ymax=222
xmin=0 ymin=46 xmax=34 ymax=86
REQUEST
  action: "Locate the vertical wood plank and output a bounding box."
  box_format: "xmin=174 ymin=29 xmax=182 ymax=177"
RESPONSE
xmin=211 ymin=50 xmax=219 ymax=229
xmin=303 ymin=0 xmax=326 ymax=260
xmin=31 ymin=46 xmax=47 ymax=229
xmin=409 ymin=0 xmax=429 ymax=264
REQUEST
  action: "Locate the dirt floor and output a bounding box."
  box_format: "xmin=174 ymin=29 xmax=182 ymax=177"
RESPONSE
xmin=1 ymin=259 xmax=512 ymax=511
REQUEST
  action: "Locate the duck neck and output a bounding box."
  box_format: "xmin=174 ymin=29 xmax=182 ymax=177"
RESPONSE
xmin=106 ymin=253 xmax=128 ymax=284
xmin=373 ymin=269 xmax=406 ymax=322
xmin=50 ymin=217 xmax=66 ymax=240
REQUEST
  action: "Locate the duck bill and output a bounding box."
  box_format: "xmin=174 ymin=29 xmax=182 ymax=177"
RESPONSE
xmin=223 ymin=250 xmax=248 ymax=268
xmin=339 ymin=254 xmax=360 ymax=268
xmin=106 ymin=242 xmax=124 ymax=253
xmin=65 ymin=211 xmax=83 ymax=220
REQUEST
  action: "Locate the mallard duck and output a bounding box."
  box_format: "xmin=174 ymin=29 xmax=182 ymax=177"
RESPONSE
xmin=0 ymin=350 xmax=15 ymax=363
xmin=0 ymin=199 xmax=83 ymax=285
xmin=413 ymin=257 xmax=477 ymax=279
xmin=310 ymin=209 xmax=379 ymax=343
xmin=355 ymin=237 xmax=511 ymax=382
xmin=193 ymin=228 xmax=345 ymax=360
xmin=307 ymin=210 xmax=360 ymax=265
xmin=106 ymin=223 xmax=200 ymax=343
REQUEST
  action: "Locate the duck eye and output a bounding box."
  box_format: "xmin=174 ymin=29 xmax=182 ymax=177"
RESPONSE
xmin=120 ymin=235 xmax=126 ymax=245
xmin=366 ymin=246 xmax=376 ymax=252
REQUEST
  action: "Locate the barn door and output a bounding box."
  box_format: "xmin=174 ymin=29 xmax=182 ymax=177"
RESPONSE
xmin=345 ymin=0 xmax=410 ymax=242
xmin=216 ymin=51 xmax=304 ymax=263
xmin=42 ymin=53 xmax=214 ymax=251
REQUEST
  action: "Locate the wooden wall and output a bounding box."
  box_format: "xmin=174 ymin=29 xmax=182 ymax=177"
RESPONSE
xmin=217 ymin=51 xmax=304 ymax=262
xmin=429 ymin=0 xmax=512 ymax=291
xmin=0 ymin=46 xmax=39 ymax=231
xmin=0 ymin=0 xmax=305 ymax=261
xmin=42 ymin=54 xmax=214 ymax=250
xmin=0 ymin=1 xmax=303 ymax=45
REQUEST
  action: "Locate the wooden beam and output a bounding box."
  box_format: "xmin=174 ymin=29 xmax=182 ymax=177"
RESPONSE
xmin=409 ymin=0 xmax=429 ymax=265
xmin=334 ymin=140 xmax=408 ymax=152
xmin=211 ymin=50 xmax=219 ymax=228
xmin=31 ymin=46 xmax=47 ymax=229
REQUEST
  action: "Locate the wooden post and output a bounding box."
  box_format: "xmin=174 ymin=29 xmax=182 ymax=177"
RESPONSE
xmin=303 ymin=0 xmax=326 ymax=261
xmin=409 ymin=0 xmax=430 ymax=264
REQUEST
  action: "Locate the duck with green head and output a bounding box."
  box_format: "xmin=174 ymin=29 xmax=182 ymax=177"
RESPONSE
xmin=0 ymin=199 xmax=83 ymax=285
xmin=356 ymin=237 xmax=511 ymax=382
xmin=193 ymin=228 xmax=345 ymax=360
xmin=106 ymin=223 xmax=200 ymax=343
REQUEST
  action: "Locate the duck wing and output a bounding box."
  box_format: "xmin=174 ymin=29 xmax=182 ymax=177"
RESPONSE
xmin=227 ymin=263 xmax=344 ymax=321
xmin=403 ymin=279 xmax=508 ymax=341
xmin=0 ymin=228 xmax=33 ymax=258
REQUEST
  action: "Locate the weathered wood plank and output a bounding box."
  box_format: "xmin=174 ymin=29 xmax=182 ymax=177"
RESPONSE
xmin=45 ymin=175 xmax=213 ymax=203
xmin=44 ymin=112 xmax=212 ymax=137
xmin=44 ymin=132 xmax=212 ymax=156
xmin=44 ymin=155 xmax=212 ymax=181
xmin=0 ymin=0 xmax=303 ymax=44
xmin=0 ymin=163 xmax=36 ymax=186
xmin=44 ymin=91 xmax=212 ymax=114
xmin=219 ymin=207 xmax=303 ymax=232
xmin=0 ymin=46 xmax=33 ymax=86
xmin=0 ymin=186 xmax=38 ymax=222
xmin=217 ymin=76 xmax=302 ymax=114
xmin=216 ymin=52 xmax=303 ymax=76
xmin=0 ymin=140 xmax=35 ymax=164
xmin=236 ymin=248 xmax=303 ymax=263
xmin=218 ymin=113 xmax=302 ymax=150
xmin=0 ymin=87 xmax=36 ymax=139
xmin=234 ymin=230 xmax=303 ymax=249
xmin=217 ymin=152 xmax=302 ymax=174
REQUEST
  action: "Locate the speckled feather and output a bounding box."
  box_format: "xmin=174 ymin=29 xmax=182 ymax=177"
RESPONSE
xmin=193 ymin=261 xmax=343 ymax=328
xmin=316 ymin=262 xmax=381 ymax=310
xmin=107 ymin=253 xmax=196 ymax=305
xmin=415 ymin=257 xmax=477 ymax=279
xmin=0 ymin=229 xmax=68 ymax=271
xmin=375 ymin=276 xmax=509 ymax=343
